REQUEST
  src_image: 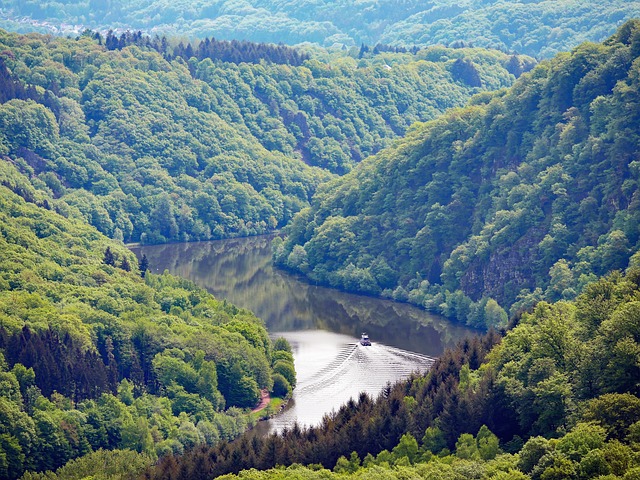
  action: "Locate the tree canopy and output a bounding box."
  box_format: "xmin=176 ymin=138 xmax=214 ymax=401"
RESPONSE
xmin=0 ymin=168 xmax=294 ymax=479
xmin=277 ymin=20 xmax=640 ymax=329
xmin=146 ymin=266 xmax=640 ymax=480
xmin=0 ymin=28 xmax=524 ymax=245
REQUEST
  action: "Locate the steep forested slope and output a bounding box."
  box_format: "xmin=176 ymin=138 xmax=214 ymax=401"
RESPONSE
xmin=379 ymin=0 xmax=640 ymax=58
xmin=148 ymin=266 xmax=640 ymax=479
xmin=276 ymin=20 xmax=640 ymax=329
xmin=193 ymin=46 xmax=523 ymax=174
xmin=0 ymin=162 xmax=296 ymax=479
xmin=0 ymin=29 xmax=328 ymax=244
xmin=2 ymin=0 xmax=640 ymax=59
xmin=0 ymin=29 xmax=523 ymax=244
xmin=94 ymin=30 xmax=529 ymax=174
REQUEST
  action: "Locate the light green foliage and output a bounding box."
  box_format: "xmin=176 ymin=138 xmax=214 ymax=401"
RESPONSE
xmin=152 ymin=350 xmax=223 ymax=408
xmin=579 ymin=449 xmax=612 ymax=479
xmin=270 ymin=337 xmax=295 ymax=398
xmin=279 ymin=21 xmax=640 ymax=328
xmin=391 ymin=433 xmax=419 ymax=464
xmin=0 ymin=183 xmax=289 ymax=478
xmin=423 ymin=426 xmax=447 ymax=455
xmin=193 ymin=268 xmax=640 ymax=480
xmin=19 ymin=449 xmax=153 ymax=480
xmin=272 ymin=361 xmax=296 ymax=389
xmin=477 ymin=425 xmax=500 ymax=461
xmin=455 ymin=433 xmax=479 ymax=460
xmin=481 ymin=454 xmax=522 ymax=479
xmin=627 ymin=421 xmax=640 ymax=444
xmin=484 ymin=299 xmax=508 ymax=329
xmin=333 ymin=451 xmax=360 ymax=474
xmin=272 ymin=338 xmax=292 ymax=354
xmin=488 ymin=268 xmax=640 ymax=449
xmin=519 ymin=437 xmax=553 ymax=474
xmin=270 ymin=374 xmax=291 ymax=398
xmin=556 ymin=423 xmax=606 ymax=462
xmin=487 ymin=471 xmax=529 ymax=480
xmin=0 ymin=100 xmax=58 ymax=156
xmin=209 ymin=396 xmax=640 ymax=479
xmin=452 ymin=426 xmax=500 ymax=463
xmin=601 ymin=440 xmax=633 ymax=477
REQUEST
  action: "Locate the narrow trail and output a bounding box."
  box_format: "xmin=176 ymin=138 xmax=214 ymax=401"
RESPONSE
xmin=252 ymin=389 xmax=271 ymax=413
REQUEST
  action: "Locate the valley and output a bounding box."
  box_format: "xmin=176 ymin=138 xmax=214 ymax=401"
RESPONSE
xmin=0 ymin=6 xmax=639 ymax=480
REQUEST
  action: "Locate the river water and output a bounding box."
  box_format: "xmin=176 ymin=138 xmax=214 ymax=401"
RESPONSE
xmin=131 ymin=235 xmax=475 ymax=431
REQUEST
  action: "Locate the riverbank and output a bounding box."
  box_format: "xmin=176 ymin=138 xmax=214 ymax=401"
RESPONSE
xmin=132 ymin=237 xmax=472 ymax=432
xmin=249 ymin=394 xmax=288 ymax=424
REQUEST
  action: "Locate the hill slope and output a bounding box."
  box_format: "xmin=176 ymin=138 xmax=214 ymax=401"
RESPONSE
xmin=193 ymin=46 xmax=525 ymax=174
xmin=0 ymin=29 xmax=328 ymax=244
xmin=2 ymin=0 xmax=640 ymax=58
xmin=276 ymin=20 xmax=640 ymax=329
xmin=0 ymin=162 xmax=296 ymax=479
xmin=0 ymin=29 xmax=524 ymax=244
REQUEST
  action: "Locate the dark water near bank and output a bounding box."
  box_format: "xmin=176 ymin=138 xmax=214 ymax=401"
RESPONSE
xmin=132 ymin=236 xmax=475 ymax=430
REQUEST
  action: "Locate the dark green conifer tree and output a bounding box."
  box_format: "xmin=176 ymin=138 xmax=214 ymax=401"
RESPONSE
xmin=103 ymin=247 xmax=115 ymax=266
xmin=139 ymin=254 xmax=149 ymax=278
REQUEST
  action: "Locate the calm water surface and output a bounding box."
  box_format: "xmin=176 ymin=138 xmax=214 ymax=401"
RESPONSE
xmin=132 ymin=236 xmax=475 ymax=431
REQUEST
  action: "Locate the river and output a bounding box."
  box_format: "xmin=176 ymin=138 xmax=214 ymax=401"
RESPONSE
xmin=131 ymin=235 xmax=475 ymax=432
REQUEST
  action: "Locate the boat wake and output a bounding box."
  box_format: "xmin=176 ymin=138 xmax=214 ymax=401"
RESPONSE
xmin=267 ymin=332 xmax=435 ymax=432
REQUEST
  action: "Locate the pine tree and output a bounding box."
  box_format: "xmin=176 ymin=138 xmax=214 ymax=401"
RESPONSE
xmin=104 ymin=247 xmax=115 ymax=266
xmin=139 ymin=254 xmax=149 ymax=278
xmin=121 ymin=256 xmax=131 ymax=272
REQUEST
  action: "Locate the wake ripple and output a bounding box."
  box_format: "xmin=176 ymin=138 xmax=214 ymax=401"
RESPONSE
xmin=268 ymin=337 xmax=435 ymax=432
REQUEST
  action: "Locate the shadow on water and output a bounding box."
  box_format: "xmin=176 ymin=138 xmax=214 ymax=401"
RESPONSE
xmin=131 ymin=235 xmax=475 ymax=357
xmin=132 ymin=236 xmax=477 ymax=432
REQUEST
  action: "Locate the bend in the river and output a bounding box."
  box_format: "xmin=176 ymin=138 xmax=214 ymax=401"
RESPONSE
xmin=131 ymin=235 xmax=476 ymax=431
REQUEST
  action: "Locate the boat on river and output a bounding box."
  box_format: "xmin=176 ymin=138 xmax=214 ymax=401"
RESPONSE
xmin=360 ymin=333 xmax=371 ymax=346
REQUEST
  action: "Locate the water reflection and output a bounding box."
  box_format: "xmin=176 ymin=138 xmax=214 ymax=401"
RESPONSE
xmin=132 ymin=236 xmax=474 ymax=356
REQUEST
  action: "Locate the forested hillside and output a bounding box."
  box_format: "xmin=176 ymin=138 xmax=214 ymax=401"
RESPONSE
xmin=276 ymin=20 xmax=640 ymax=329
xmin=0 ymin=29 xmax=328 ymax=244
xmin=147 ymin=265 xmax=640 ymax=479
xmin=0 ymin=29 xmax=523 ymax=244
xmin=0 ymin=162 xmax=297 ymax=479
xmin=192 ymin=46 xmax=523 ymax=174
xmin=1 ymin=7 xmax=640 ymax=480
xmin=2 ymin=0 xmax=640 ymax=59
xmin=109 ymin=30 xmax=526 ymax=174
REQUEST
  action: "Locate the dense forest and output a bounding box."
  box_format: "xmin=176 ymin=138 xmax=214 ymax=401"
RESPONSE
xmin=276 ymin=20 xmax=640 ymax=329
xmin=2 ymin=0 xmax=640 ymax=58
xmin=101 ymin=30 xmax=310 ymax=66
xmin=145 ymin=264 xmax=640 ymax=479
xmin=0 ymin=28 xmax=523 ymax=244
xmin=1 ymin=5 xmax=640 ymax=480
xmin=0 ymin=163 xmax=296 ymax=479
xmin=191 ymin=45 xmax=525 ymax=174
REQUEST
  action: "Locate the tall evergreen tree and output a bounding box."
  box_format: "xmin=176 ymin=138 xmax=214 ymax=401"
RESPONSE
xmin=139 ymin=254 xmax=149 ymax=278
xmin=120 ymin=256 xmax=131 ymax=272
xmin=103 ymin=247 xmax=115 ymax=266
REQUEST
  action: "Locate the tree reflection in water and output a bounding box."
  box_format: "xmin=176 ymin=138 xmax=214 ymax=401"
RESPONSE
xmin=131 ymin=235 xmax=475 ymax=357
